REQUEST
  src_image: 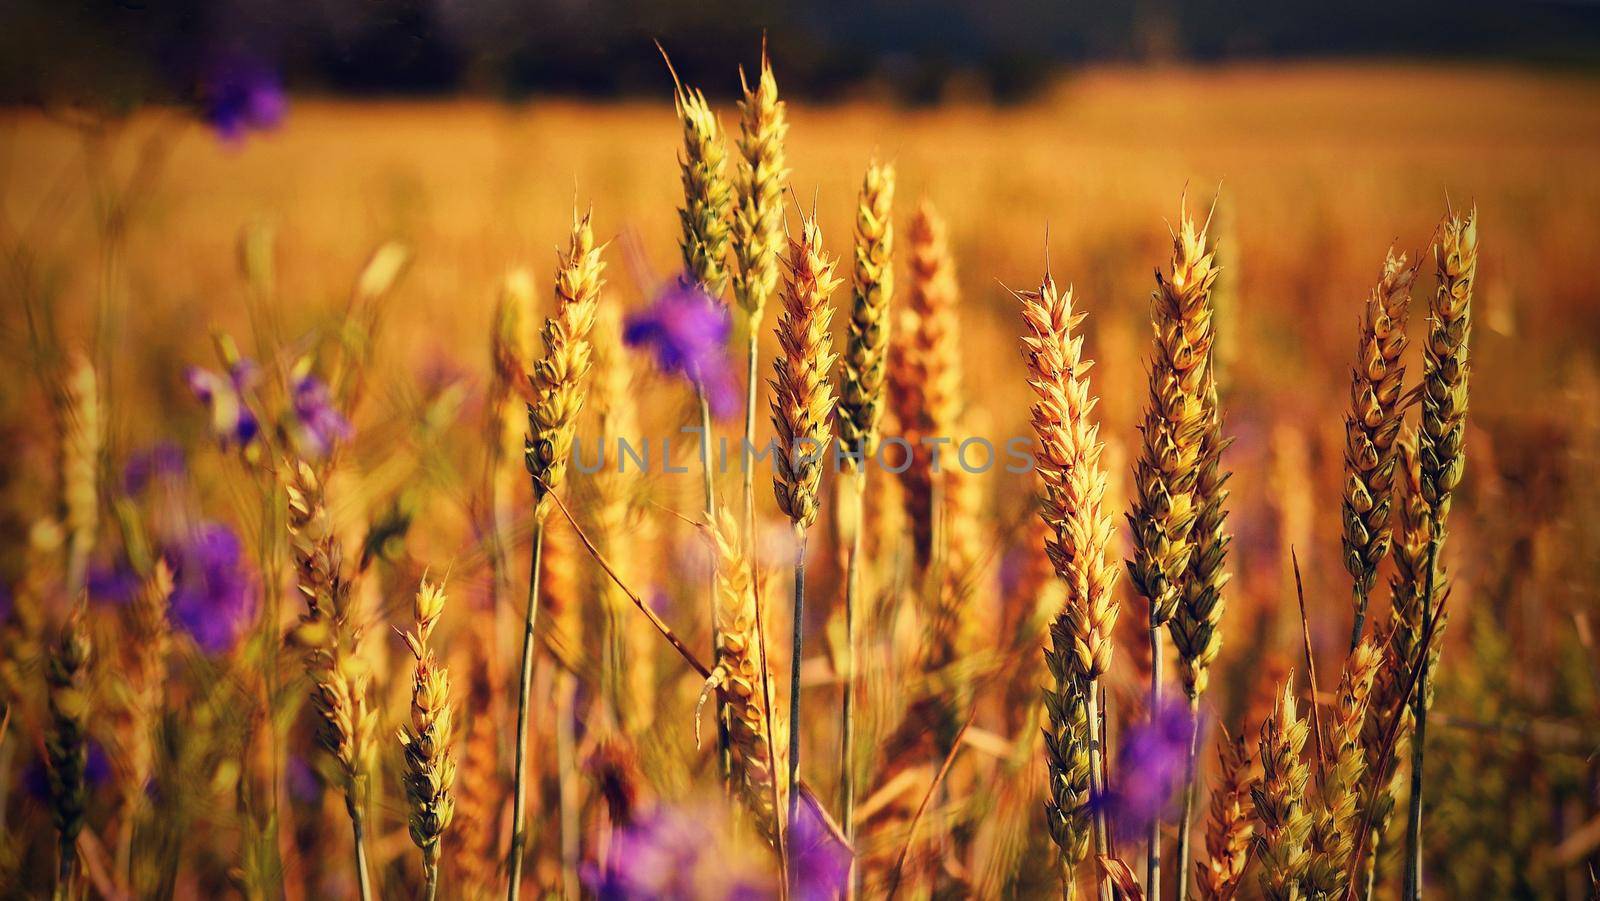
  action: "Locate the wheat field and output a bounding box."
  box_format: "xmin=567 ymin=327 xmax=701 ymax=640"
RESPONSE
xmin=2 ymin=61 xmax=1599 ymax=899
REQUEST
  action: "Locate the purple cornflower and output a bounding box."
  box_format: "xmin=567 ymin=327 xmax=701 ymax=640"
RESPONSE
xmin=87 ymin=557 xmax=141 ymax=607
xmin=124 ymin=442 xmax=186 ymax=495
xmin=790 ymin=798 xmax=852 ymax=901
xmin=583 ymin=805 xmax=708 ymax=898
xmin=288 ymin=373 xmax=352 ymax=459
xmin=167 ymin=522 xmax=256 ymax=654
xmin=624 ymin=281 xmax=740 ymax=418
xmin=1099 ymin=696 xmax=1196 ymax=841
xmin=186 ymin=360 xmax=260 ymax=448
xmin=582 ymin=803 xmax=768 ymax=899
xmin=200 ymin=57 xmax=287 ymax=143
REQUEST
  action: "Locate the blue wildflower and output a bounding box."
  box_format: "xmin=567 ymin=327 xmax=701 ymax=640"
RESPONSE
xmin=167 ymin=522 xmax=256 ymax=654
xmin=624 ymin=281 xmax=740 ymax=418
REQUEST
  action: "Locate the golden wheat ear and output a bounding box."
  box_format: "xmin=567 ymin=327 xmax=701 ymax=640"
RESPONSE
xmin=399 ymin=577 xmax=456 ymax=901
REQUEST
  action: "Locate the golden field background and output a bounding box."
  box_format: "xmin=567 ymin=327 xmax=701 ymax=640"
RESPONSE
xmin=4 ymin=62 xmax=1600 ymax=896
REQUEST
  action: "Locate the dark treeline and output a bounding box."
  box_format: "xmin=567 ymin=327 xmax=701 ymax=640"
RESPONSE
xmin=5 ymin=0 xmax=1600 ymax=106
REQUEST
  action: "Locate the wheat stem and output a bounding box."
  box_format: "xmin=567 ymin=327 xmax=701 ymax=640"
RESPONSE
xmin=1402 ymin=534 xmax=1439 ymax=901
xmin=786 ymin=526 xmax=808 ymax=893
xmin=1148 ymin=623 xmax=1164 ymax=897
xmin=1175 ymin=693 xmax=1202 ymax=901
xmin=1086 ymin=685 xmax=1111 ymax=901
xmin=506 ymin=519 xmax=544 ymax=901
xmin=841 ymin=467 xmax=865 ymax=899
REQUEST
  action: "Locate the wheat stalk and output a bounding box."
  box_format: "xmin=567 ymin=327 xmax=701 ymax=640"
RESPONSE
xmin=400 ymin=578 xmax=457 ymax=901
xmin=117 ymin=560 xmax=172 ymax=886
xmin=672 ymin=70 xmax=734 ymax=300
xmin=888 ymin=202 xmax=962 ymax=570
xmin=1343 ymin=251 xmax=1417 ymax=647
xmin=1196 ymin=727 xmax=1255 ymax=900
xmin=1020 ymin=274 xmax=1119 ymax=899
xmin=700 ymin=508 xmax=788 ymax=844
xmin=1129 ymin=208 xmax=1218 ymax=897
xmin=1403 ymin=206 xmax=1477 ymax=901
xmin=1357 ymin=431 xmax=1433 ymax=897
xmin=837 ymin=157 xmax=894 ymax=884
xmin=1253 ymin=679 xmax=1311 ymax=901
xmin=770 ymin=209 xmax=839 ymax=885
xmin=509 ymin=208 xmax=603 ymax=900
xmin=286 ymin=459 xmax=375 ymax=901
xmin=733 ymin=50 xmax=790 ymax=536
xmin=1171 ymin=362 xmax=1231 ymax=899
xmin=46 ymin=609 xmax=91 ymax=898
xmin=59 ymin=355 xmax=99 ymax=595
xmin=1304 ymin=638 xmax=1381 ymax=898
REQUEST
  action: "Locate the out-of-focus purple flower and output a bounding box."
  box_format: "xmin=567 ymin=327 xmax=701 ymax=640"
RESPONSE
xmin=289 ymin=373 xmax=352 ymax=459
xmin=201 ymin=58 xmax=287 ymax=143
xmin=168 ymin=522 xmax=256 ymax=654
xmin=583 ymin=805 xmax=708 ymax=898
xmin=1099 ymin=697 xmax=1195 ymax=841
xmin=87 ymin=557 xmax=141 ymax=607
xmin=582 ymin=803 xmax=770 ymax=899
xmin=124 ymin=442 xmax=186 ymax=495
xmin=790 ymin=796 xmax=852 ymax=901
xmin=288 ymin=755 xmax=321 ymax=804
xmin=24 ymin=740 xmax=110 ymax=802
xmin=0 ymin=582 xmax=12 ymax=622
xmin=624 ymin=281 xmax=739 ymax=418
xmin=187 ymin=360 xmax=260 ymax=448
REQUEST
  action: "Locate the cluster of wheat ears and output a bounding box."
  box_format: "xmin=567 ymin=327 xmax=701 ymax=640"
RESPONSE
xmin=1 ymin=49 xmax=1483 ymax=901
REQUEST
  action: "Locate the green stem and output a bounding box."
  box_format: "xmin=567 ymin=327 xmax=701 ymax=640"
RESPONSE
xmin=506 ymin=519 xmax=546 ymax=901
xmin=1147 ymin=620 xmax=1163 ymax=901
xmin=841 ymin=469 xmax=865 ymax=900
xmin=1174 ymin=693 xmax=1201 ymax=901
xmin=786 ymin=527 xmax=809 ymax=895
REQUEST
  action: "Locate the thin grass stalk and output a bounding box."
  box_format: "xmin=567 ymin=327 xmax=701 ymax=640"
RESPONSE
xmin=506 ymin=522 xmax=545 ymax=900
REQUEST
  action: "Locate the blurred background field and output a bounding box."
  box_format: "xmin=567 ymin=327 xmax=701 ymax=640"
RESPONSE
xmin=5 ymin=52 xmax=1600 ymax=897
